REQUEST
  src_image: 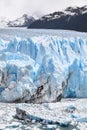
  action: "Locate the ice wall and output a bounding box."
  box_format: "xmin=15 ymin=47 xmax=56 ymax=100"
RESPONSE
xmin=0 ymin=35 xmax=87 ymax=102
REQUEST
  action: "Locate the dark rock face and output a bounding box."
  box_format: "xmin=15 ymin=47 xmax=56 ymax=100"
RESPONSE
xmin=29 ymin=6 xmax=87 ymax=32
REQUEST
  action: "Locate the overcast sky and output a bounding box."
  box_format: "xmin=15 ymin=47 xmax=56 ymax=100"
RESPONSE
xmin=0 ymin=0 xmax=87 ymax=20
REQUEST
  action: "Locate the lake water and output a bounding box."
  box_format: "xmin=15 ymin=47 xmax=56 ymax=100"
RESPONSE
xmin=0 ymin=102 xmax=76 ymax=130
xmin=7 ymin=119 xmax=75 ymax=130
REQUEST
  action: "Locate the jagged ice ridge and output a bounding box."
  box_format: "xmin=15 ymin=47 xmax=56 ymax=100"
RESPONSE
xmin=0 ymin=33 xmax=87 ymax=103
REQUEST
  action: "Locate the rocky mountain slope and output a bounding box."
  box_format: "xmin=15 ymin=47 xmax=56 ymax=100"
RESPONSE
xmin=29 ymin=5 xmax=87 ymax=32
xmin=8 ymin=14 xmax=35 ymax=27
xmin=0 ymin=17 xmax=8 ymax=27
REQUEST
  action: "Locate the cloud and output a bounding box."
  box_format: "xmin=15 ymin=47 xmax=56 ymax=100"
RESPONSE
xmin=0 ymin=0 xmax=87 ymax=20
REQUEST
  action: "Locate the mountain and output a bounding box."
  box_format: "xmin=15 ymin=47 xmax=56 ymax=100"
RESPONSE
xmin=0 ymin=17 xmax=8 ymax=27
xmin=8 ymin=14 xmax=35 ymax=27
xmin=29 ymin=5 xmax=87 ymax=32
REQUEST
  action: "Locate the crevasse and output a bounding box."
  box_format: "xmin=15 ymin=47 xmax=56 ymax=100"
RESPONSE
xmin=0 ymin=35 xmax=87 ymax=103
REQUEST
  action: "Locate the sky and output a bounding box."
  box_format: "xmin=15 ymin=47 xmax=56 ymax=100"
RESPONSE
xmin=0 ymin=0 xmax=87 ymax=20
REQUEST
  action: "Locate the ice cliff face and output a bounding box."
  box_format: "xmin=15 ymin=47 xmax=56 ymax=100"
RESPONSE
xmin=0 ymin=35 xmax=87 ymax=103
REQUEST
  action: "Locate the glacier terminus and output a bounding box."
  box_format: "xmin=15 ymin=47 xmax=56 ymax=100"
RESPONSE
xmin=0 ymin=28 xmax=87 ymax=103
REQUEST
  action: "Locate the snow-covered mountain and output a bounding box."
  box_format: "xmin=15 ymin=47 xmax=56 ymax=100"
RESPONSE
xmin=0 ymin=17 xmax=8 ymax=27
xmin=29 ymin=5 xmax=87 ymax=32
xmin=0 ymin=29 xmax=87 ymax=103
xmin=8 ymin=14 xmax=35 ymax=27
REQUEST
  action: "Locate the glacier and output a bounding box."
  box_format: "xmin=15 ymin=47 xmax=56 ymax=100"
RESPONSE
xmin=0 ymin=29 xmax=87 ymax=103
